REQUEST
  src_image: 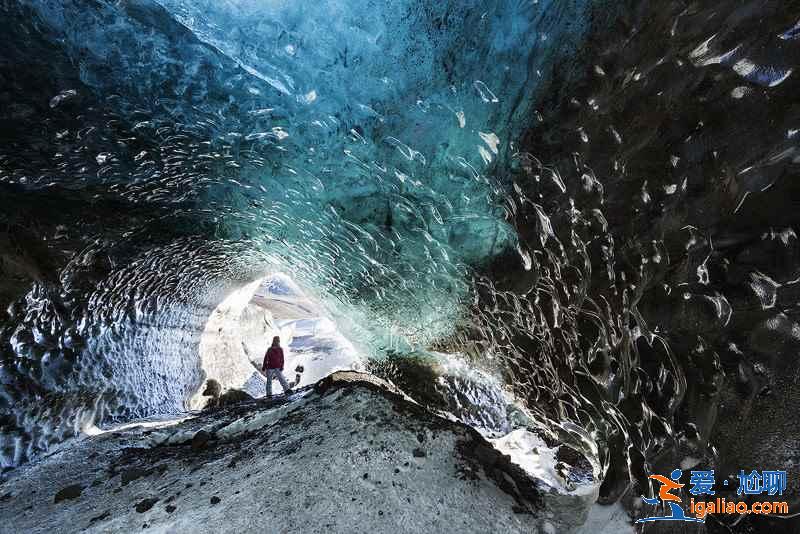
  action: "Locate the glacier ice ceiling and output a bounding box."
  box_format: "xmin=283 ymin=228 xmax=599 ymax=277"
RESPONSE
xmin=1 ymin=0 xmax=799 ymax=528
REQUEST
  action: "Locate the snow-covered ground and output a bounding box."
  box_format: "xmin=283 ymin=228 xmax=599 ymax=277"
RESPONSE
xmin=578 ymin=502 xmax=635 ymax=534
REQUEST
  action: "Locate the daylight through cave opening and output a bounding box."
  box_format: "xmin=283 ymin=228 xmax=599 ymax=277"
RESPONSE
xmin=192 ymin=272 xmax=362 ymax=410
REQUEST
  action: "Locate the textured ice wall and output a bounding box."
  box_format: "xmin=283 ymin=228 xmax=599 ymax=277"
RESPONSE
xmin=0 ymin=0 xmax=596 ymax=465
xmin=146 ymin=0 xmax=594 ymax=348
xmin=444 ymin=1 xmax=800 ymax=520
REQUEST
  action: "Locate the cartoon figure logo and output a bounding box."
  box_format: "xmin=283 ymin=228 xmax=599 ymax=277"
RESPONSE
xmin=637 ymin=468 xmax=705 ymax=523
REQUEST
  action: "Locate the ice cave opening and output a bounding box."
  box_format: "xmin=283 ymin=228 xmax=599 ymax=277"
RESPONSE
xmin=191 ymin=272 xmax=362 ymax=409
xmin=189 ymin=270 xmax=524 ymax=441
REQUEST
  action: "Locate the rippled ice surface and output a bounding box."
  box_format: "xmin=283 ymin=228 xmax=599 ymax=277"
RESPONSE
xmin=1 ymin=2 xmax=800 ymax=529
xmin=0 ymin=0 xmax=594 ymax=460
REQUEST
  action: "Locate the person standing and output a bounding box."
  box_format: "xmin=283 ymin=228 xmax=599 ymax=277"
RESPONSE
xmin=262 ymin=336 xmax=292 ymax=397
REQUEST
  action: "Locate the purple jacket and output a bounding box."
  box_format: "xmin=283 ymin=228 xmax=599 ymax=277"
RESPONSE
xmin=263 ymin=346 xmax=284 ymax=370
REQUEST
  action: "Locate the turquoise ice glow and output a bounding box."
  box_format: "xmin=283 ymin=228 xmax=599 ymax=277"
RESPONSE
xmin=147 ymin=0 xmax=593 ymax=350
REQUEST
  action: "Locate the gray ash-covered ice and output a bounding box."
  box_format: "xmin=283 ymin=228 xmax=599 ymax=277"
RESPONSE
xmin=0 ymin=373 xmax=630 ymax=534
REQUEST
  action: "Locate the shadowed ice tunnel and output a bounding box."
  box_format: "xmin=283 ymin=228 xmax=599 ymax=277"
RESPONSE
xmin=1 ymin=1 xmax=800 ymax=530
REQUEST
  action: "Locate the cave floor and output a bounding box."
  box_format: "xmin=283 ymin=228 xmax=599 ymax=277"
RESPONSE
xmin=0 ymin=372 xmax=586 ymax=534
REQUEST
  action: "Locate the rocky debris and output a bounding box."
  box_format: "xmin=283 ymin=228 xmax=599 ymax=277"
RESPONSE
xmin=135 ymin=498 xmax=159 ymax=513
xmin=89 ymin=511 xmax=110 ymax=523
xmin=53 ymin=484 xmax=83 ymax=503
xmin=555 ymin=445 xmax=595 ymax=490
xmin=455 ymin=438 xmax=541 ymax=515
xmin=120 ymin=467 xmax=153 ymax=486
xmin=289 ymin=365 xmax=305 ymax=389
xmin=190 ymin=430 xmax=212 ymax=451
xmin=0 ymin=372 xmax=610 ymax=533
xmin=314 ymin=370 xmax=406 ymax=398
xmin=201 ymin=379 xmax=256 ymax=410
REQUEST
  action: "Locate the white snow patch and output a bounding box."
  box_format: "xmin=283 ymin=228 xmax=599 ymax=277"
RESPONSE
xmin=491 ymin=429 xmax=598 ymax=497
xmin=576 ymin=502 xmax=635 ymax=534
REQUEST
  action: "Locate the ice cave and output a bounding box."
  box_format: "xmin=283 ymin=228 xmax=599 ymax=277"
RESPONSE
xmin=0 ymin=0 xmax=799 ymax=532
